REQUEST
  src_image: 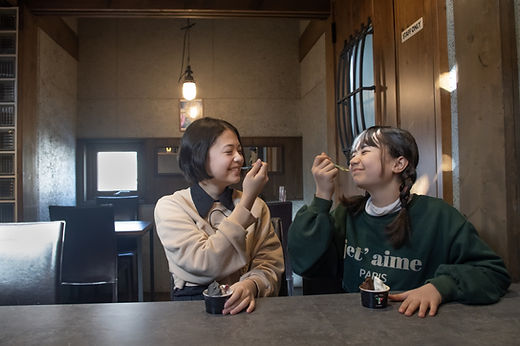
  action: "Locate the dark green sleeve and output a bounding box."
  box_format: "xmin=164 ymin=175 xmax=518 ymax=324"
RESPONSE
xmin=427 ymin=220 xmax=511 ymax=304
xmin=288 ymin=197 xmax=343 ymax=278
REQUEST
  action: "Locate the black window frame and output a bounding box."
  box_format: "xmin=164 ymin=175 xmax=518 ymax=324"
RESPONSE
xmin=77 ymin=139 xmax=144 ymax=202
xmin=336 ymin=18 xmax=375 ymax=161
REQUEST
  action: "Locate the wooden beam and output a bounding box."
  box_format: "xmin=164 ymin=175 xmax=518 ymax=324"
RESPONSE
xmin=18 ymin=5 xmax=39 ymax=221
xmin=499 ymin=0 xmax=520 ymax=281
xmin=324 ymin=16 xmax=337 ymax=163
xmin=35 ymin=16 xmax=78 ymax=60
xmin=373 ymin=0 xmax=398 ymax=127
xmin=299 ymin=19 xmax=328 ymax=62
xmin=0 ymin=1 xmax=19 ymax=7
xmin=25 ymin=0 xmax=330 ymax=19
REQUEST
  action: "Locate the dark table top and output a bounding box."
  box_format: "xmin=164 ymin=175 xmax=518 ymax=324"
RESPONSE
xmin=1 ymin=284 xmax=519 ymax=345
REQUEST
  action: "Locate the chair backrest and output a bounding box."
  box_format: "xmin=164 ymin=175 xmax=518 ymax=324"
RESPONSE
xmin=0 ymin=221 xmax=65 ymax=306
xmin=271 ymin=217 xmax=288 ymax=296
xmin=267 ymin=202 xmax=293 ymax=294
xmin=49 ymin=206 xmax=117 ymax=285
xmin=266 ymin=201 xmax=292 ymax=237
xmin=96 ymin=196 xmax=139 ymax=221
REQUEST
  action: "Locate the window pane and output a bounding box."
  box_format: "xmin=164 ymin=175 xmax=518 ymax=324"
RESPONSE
xmin=362 ymin=89 xmax=375 ymax=128
xmin=361 ymin=34 xmax=375 ymax=129
xmin=362 ymin=35 xmax=374 ymax=86
xmin=97 ymin=152 xmax=137 ymax=191
xmin=349 ymin=54 xmax=355 ymax=95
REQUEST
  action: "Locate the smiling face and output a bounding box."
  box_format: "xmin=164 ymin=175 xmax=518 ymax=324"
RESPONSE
xmin=349 ymin=145 xmax=393 ymax=190
xmin=348 ymin=126 xmax=418 ymax=206
xmin=204 ymin=129 xmax=244 ymax=191
xmin=349 ymin=142 xmax=410 ymax=193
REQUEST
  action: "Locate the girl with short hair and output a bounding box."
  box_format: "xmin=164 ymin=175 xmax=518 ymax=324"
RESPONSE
xmin=155 ymin=117 xmax=283 ymax=314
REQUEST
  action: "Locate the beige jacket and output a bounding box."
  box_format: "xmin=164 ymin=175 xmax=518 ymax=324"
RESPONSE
xmin=154 ymin=187 xmax=284 ymax=297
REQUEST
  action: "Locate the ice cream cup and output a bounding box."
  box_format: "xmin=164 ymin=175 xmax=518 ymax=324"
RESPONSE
xmin=202 ymin=288 xmax=233 ymax=314
xmin=359 ymin=286 xmax=390 ymax=309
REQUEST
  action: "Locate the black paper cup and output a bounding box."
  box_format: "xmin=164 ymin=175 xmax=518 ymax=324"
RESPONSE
xmin=359 ymin=286 xmax=390 ymax=309
xmin=202 ymin=289 xmax=233 ymax=314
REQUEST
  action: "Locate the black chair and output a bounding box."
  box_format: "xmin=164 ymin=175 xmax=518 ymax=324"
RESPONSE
xmin=301 ymin=276 xmax=343 ymax=295
xmin=49 ymin=206 xmax=118 ymax=303
xmin=267 ymin=201 xmax=293 ymax=296
xmin=0 ymin=221 xmax=65 ymax=306
xmin=96 ymin=196 xmax=139 ymax=220
xmin=96 ymin=196 xmax=139 ymax=301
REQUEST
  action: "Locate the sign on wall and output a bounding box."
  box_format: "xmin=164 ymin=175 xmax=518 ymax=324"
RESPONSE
xmin=401 ymin=17 xmax=424 ymax=43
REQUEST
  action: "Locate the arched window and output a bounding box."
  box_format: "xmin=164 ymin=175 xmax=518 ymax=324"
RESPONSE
xmin=336 ymin=19 xmax=375 ymax=160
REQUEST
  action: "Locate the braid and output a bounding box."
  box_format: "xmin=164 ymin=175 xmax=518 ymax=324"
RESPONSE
xmin=399 ymin=168 xmax=415 ymax=208
xmin=385 ymin=166 xmax=416 ymax=248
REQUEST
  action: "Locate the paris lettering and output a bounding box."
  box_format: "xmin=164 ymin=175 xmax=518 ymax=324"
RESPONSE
xmin=344 ymin=245 xmax=423 ymax=281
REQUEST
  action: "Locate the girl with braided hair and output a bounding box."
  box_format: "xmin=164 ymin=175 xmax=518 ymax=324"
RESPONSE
xmin=288 ymin=126 xmax=510 ymax=318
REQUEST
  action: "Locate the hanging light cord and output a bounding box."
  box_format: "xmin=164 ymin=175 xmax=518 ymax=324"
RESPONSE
xmin=178 ymin=19 xmax=196 ymax=83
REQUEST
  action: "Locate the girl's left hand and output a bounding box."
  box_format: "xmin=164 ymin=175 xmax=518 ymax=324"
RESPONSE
xmin=388 ymin=283 xmax=442 ymax=318
xmin=222 ymin=279 xmax=257 ymax=315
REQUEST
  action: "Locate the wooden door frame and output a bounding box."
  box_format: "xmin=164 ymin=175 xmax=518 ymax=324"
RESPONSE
xmin=431 ymin=0 xmax=453 ymax=203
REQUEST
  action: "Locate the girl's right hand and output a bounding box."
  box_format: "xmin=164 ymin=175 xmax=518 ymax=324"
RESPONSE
xmin=241 ymin=159 xmax=269 ymax=210
xmin=388 ymin=283 xmax=442 ymax=318
xmin=312 ymin=153 xmax=338 ymax=200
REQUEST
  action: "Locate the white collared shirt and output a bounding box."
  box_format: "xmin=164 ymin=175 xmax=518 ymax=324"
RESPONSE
xmin=365 ymin=196 xmax=401 ymax=216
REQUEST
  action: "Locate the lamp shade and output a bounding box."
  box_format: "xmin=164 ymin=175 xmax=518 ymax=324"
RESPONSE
xmin=182 ymin=81 xmax=197 ymax=101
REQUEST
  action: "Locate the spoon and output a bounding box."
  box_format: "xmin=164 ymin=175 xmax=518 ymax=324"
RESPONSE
xmin=334 ymin=163 xmax=350 ymax=172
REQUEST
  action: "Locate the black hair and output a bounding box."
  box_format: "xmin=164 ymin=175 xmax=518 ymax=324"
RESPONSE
xmin=341 ymin=126 xmax=419 ymax=249
xmin=179 ymin=117 xmax=242 ymax=185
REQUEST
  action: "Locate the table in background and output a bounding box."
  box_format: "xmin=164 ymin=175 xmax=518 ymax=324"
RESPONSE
xmin=114 ymin=220 xmax=154 ymax=302
xmin=1 ymin=284 xmax=518 ymax=345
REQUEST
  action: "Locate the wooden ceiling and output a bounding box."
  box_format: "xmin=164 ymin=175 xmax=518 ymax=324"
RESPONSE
xmin=20 ymin=0 xmax=330 ymax=19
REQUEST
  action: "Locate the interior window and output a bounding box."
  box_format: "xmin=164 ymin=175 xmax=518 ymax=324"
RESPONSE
xmin=77 ymin=140 xmax=143 ymax=202
xmin=97 ymin=151 xmax=138 ymax=192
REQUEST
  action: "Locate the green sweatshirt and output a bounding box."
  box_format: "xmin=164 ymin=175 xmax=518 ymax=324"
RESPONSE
xmin=288 ymin=194 xmax=511 ymax=304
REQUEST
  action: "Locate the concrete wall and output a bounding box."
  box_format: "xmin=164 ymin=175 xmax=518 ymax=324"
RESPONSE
xmin=299 ymin=34 xmax=327 ymax=205
xmin=77 ymin=18 xmax=300 ymax=138
xmin=36 ymin=30 xmax=77 ymax=220
xmin=445 ymin=0 xmax=460 ymax=209
xmin=453 ymin=0 xmax=510 ymax=265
